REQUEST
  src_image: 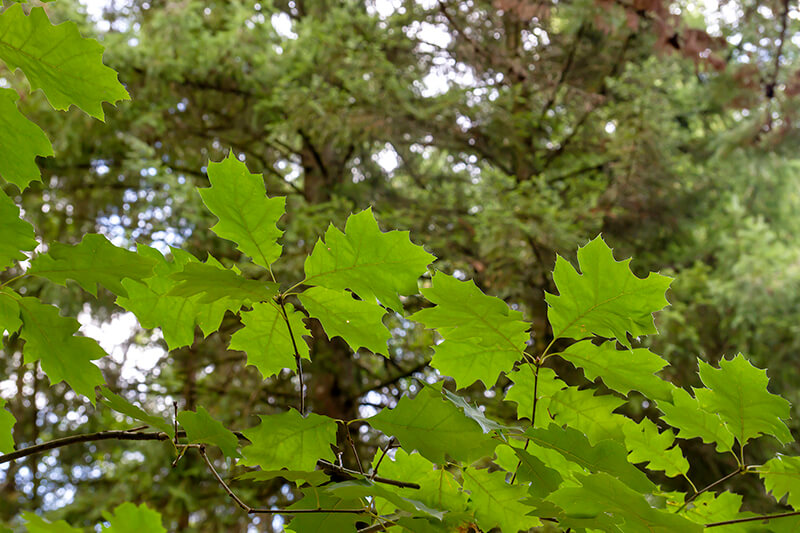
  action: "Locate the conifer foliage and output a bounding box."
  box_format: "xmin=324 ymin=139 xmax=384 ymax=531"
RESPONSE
xmin=2 ymin=2 xmax=800 ymax=532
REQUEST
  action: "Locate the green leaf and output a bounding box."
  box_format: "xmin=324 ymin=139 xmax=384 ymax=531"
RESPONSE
xmin=240 ymin=410 xmax=337 ymax=471
xmin=178 ymin=406 xmax=240 ymax=458
xmin=409 ymin=273 xmax=529 ymax=388
xmin=505 ymin=365 xmax=566 ymax=424
xmin=236 ymin=469 xmax=328 ymax=486
xmin=304 ymin=207 xmax=434 ymax=312
xmin=229 ymin=301 xmax=310 ymax=379
xmin=525 ymin=424 xmax=655 ymax=494
xmin=680 ymin=492 xmax=750 ymax=532
xmin=0 ymin=91 xmax=53 ymax=188
xmin=462 ymin=468 xmax=541 ymax=532
xmin=117 ymin=246 xmax=241 ymax=350
xmin=99 ymin=386 xmax=174 ymax=438
xmin=0 ymin=289 xmax=22 ymax=335
xmin=377 ymin=449 xmax=467 ymax=514
xmin=548 ymin=386 xmax=633 ymax=445
xmin=369 ymin=386 xmax=497 ymax=464
xmin=0 ymin=5 xmax=129 ymax=119
xmin=29 ymin=234 xmax=156 ymax=297
xmin=288 ymin=489 xmax=363 ymax=532
xmin=299 ymin=286 xmax=390 ymax=355
xmin=545 ymin=235 xmax=673 ymax=347
xmin=658 ymin=387 xmax=734 ymax=453
xmin=101 ymin=502 xmax=166 ymax=533
xmin=694 ymin=354 xmax=792 ymax=446
xmin=511 ymin=447 xmax=564 ymax=498
xmin=439 ymin=385 xmax=516 ymax=434
xmin=0 ymin=189 xmax=38 ymax=269
xmin=327 ymin=480 xmax=445 ymax=520
xmin=17 ymin=297 xmax=105 ymax=402
xmin=198 ymin=152 xmax=285 ymax=269
xmin=0 ymin=398 xmax=15 ymax=454
xmin=761 ymin=454 xmax=800 ymax=509
xmin=561 ymin=340 xmax=674 ymax=402
xmin=167 ymin=260 xmax=278 ymax=303
xmin=22 ymin=512 xmax=83 ymax=533
xmin=546 ymin=472 xmax=702 ymax=533
xmin=622 ymin=418 xmax=689 ymax=478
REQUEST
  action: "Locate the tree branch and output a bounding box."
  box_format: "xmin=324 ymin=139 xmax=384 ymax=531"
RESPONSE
xmin=278 ymin=296 xmax=306 ymax=414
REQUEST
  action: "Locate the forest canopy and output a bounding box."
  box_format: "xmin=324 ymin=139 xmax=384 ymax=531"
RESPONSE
xmin=3 ymin=0 xmax=800 ymax=532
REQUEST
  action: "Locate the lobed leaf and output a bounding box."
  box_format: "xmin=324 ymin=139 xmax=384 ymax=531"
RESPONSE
xmin=377 ymin=449 xmax=467 ymax=514
xmin=101 ymin=502 xmax=166 ymax=533
xmin=622 ymin=418 xmax=689 ymax=478
xmin=0 ymin=89 xmax=53 ymax=190
xmin=545 ymin=235 xmax=672 ymax=347
xmin=167 ymin=261 xmax=278 ymax=303
xmin=761 ymin=454 xmax=800 ymax=509
xmin=287 ymin=489 xmax=363 ymax=532
xmin=29 ymin=234 xmax=156 ymax=297
xmin=504 ymin=365 xmax=565 ymax=424
xmin=22 ymin=512 xmax=83 ymax=533
xmin=198 ymin=152 xmax=285 ymax=270
xmin=511 ymin=447 xmax=564 ymax=498
xmin=409 ymin=273 xmax=529 ymax=388
xmin=548 ymin=386 xmax=633 ymax=445
xmin=178 ymin=406 xmax=240 ymax=458
xmin=658 ymin=387 xmax=734 ymax=453
xmin=229 ymin=301 xmax=310 ymax=379
xmin=0 ymin=289 xmax=22 ymax=335
xmin=17 ymin=297 xmax=105 ymax=402
xmin=560 ymin=340 xmax=674 ymax=402
xmin=0 ymin=5 xmax=129 ymax=119
xmin=299 ymin=286 xmax=389 ymax=355
xmin=462 ymin=468 xmax=541 ymax=532
xmin=304 ymin=207 xmax=434 ymax=312
xmin=368 ymin=386 xmax=497 ymax=464
xmin=99 ymin=386 xmax=173 ymax=438
xmin=240 ymin=409 xmax=337 ymax=472
xmin=694 ymin=354 xmax=792 ymax=446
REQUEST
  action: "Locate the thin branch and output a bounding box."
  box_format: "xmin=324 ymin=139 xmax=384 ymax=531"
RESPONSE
xmin=706 ymin=510 xmax=800 ymax=528
xmin=0 ymin=430 xmax=171 ymax=464
xmin=317 ymin=459 xmax=420 ymax=490
xmin=676 ymin=467 xmax=744 ymax=512
xmin=345 ymin=423 xmax=365 ymax=474
xmin=199 ymin=445 xmax=253 ymax=512
xmin=278 ymin=296 xmax=306 ymax=415
xmin=370 ymin=437 xmax=396 ymax=480
xmin=511 ymin=359 xmax=541 ymax=484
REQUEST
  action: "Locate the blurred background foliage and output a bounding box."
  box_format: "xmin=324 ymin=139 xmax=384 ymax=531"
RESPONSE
xmin=4 ymin=0 xmax=800 ymax=530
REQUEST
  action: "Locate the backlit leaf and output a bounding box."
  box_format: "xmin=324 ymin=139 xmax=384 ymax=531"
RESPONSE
xmin=178 ymin=406 xmax=240 ymax=458
xmin=0 ymin=289 xmax=22 ymax=335
xmin=694 ymin=354 xmax=792 ymax=446
xmin=462 ymin=468 xmax=541 ymax=532
xmin=0 ymin=5 xmax=129 ymax=119
xmin=561 ymin=340 xmax=674 ymax=402
xmin=22 ymin=512 xmax=83 ymax=533
xmin=511 ymin=447 xmax=563 ymax=498
xmin=548 ymin=386 xmax=633 ymax=445
xmin=299 ymin=286 xmax=389 ymax=355
xmin=198 ymin=152 xmax=285 ymax=270
xmin=525 ymin=424 xmax=655 ymax=493
xmin=658 ymin=387 xmax=734 ymax=453
xmin=304 ymin=208 xmax=434 ymax=312
xmin=622 ymin=418 xmax=688 ymax=478
xmin=229 ymin=301 xmax=310 ymax=379
xmin=101 ymin=502 xmax=166 ymax=533
xmin=29 ymin=234 xmax=155 ymax=297
xmin=0 ymin=93 xmax=52 ymax=189
xmin=17 ymin=297 xmax=105 ymax=402
xmin=761 ymin=454 xmax=800 ymax=509
xmin=0 ymin=399 xmax=15 ymax=454
xmin=505 ymin=365 xmax=565 ymax=424
xmin=168 ymin=261 xmax=278 ymax=303
xmin=240 ymin=410 xmax=337 ymax=471
xmin=328 ymin=480 xmax=445 ymax=520
xmin=378 ymin=449 xmax=467 ymax=514
xmin=369 ymin=386 xmax=497 ymax=464
xmin=99 ymin=386 xmax=173 ymax=438
xmin=409 ymin=273 xmax=529 ymax=388
xmin=546 ymin=235 xmax=672 ymax=347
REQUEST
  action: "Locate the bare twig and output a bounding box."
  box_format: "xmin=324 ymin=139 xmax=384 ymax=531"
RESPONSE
xmin=199 ymin=445 xmax=252 ymax=512
xmin=370 ymin=437 xmax=396 ymax=480
xmin=0 ymin=431 xmax=172 ymax=465
xmin=345 ymin=423 xmax=365 ymax=474
xmin=706 ymin=510 xmax=800 ymax=528
xmin=317 ymin=459 xmax=420 ymax=489
xmin=676 ymin=467 xmax=743 ymax=513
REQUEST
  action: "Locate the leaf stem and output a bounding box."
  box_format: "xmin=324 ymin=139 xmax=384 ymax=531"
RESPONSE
xmin=676 ymin=467 xmax=745 ymax=513
xmin=278 ymin=295 xmax=305 ymax=415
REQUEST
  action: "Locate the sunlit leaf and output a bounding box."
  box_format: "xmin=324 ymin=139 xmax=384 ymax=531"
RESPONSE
xmin=101 ymin=502 xmax=166 ymax=533
xmin=377 ymin=449 xmax=467 ymax=514
xmin=369 ymin=386 xmax=497 ymax=464
xmin=17 ymin=297 xmax=105 ymax=402
xmin=761 ymin=454 xmax=800 ymax=509
xmin=622 ymin=418 xmax=688 ymax=478
xmin=99 ymin=386 xmax=174 ymax=438
xmin=505 ymin=365 xmax=565 ymax=424
xmin=198 ymin=152 xmax=285 ymax=269
xmin=548 ymin=386 xmax=633 ymax=445
xmin=240 ymin=410 xmax=337 ymax=471
xmin=561 ymin=340 xmax=674 ymax=402
xmin=409 ymin=273 xmax=529 ymax=388
xmin=546 ymin=235 xmax=672 ymax=347
xmin=0 ymin=289 xmax=22 ymax=335
xmin=304 ymin=207 xmax=434 ymax=312
xmin=229 ymin=301 xmax=310 ymax=379
xmin=178 ymin=406 xmax=239 ymax=458
xmin=658 ymin=387 xmax=734 ymax=453
xmin=22 ymin=512 xmax=83 ymax=533
xmin=462 ymin=468 xmax=541 ymax=532
xmin=694 ymin=354 xmax=791 ymax=446
xmin=0 ymin=399 xmax=15 ymax=454
xmin=168 ymin=260 xmax=278 ymax=303
xmin=0 ymin=5 xmax=129 ymax=119
xmin=299 ymin=286 xmax=389 ymax=355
